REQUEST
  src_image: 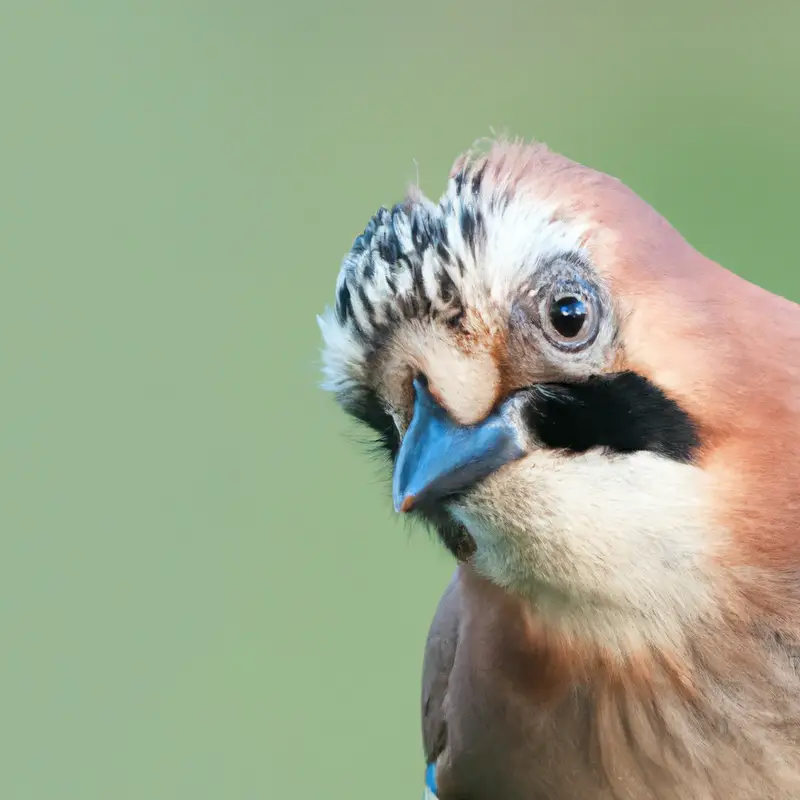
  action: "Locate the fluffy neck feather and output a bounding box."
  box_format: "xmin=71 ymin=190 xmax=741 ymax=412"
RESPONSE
xmin=440 ymin=567 xmax=800 ymax=800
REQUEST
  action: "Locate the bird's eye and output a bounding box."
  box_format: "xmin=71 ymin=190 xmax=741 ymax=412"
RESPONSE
xmin=549 ymin=295 xmax=587 ymax=338
xmin=542 ymin=283 xmax=598 ymax=350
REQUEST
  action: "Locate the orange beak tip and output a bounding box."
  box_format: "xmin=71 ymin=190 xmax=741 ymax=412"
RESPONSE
xmin=399 ymin=495 xmax=416 ymax=513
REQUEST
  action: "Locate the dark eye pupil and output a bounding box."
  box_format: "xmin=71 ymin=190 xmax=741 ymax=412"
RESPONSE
xmin=549 ymin=296 xmax=587 ymax=338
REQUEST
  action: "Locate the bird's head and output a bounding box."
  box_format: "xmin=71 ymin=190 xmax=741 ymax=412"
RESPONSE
xmin=318 ymin=139 xmax=800 ymax=655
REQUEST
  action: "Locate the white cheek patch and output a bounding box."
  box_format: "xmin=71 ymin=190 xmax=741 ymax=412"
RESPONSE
xmin=317 ymin=309 xmax=367 ymax=397
xmin=450 ymin=450 xmax=720 ymax=652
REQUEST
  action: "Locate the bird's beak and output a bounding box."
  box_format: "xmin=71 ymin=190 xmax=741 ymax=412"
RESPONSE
xmin=392 ymin=376 xmax=527 ymax=513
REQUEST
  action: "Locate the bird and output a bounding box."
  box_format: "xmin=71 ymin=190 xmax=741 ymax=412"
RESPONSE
xmin=317 ymin=138 xmax=800 ymax=799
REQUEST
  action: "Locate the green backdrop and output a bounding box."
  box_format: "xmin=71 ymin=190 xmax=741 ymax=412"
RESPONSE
xmin=3 ymin=2 xmax=800 ymax=798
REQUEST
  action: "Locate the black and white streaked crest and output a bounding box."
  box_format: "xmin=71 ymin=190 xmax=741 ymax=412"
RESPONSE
xmin=318 ymin=151 xmax=593 ymax=407
xmin=333 ymin=199 xmax=468 ymax=339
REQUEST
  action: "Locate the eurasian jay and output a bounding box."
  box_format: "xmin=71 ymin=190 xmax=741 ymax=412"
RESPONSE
xmin=318 ymin=139 xmax=800 ymax=799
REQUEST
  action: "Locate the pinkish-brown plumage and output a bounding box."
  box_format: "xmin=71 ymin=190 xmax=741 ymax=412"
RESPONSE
xmin=320 ymin=139 xmax=800 ymax=798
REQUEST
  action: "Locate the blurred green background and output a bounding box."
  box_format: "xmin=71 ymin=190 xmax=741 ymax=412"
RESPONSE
xmin=2 ymin=1 xmax=800 ymax=798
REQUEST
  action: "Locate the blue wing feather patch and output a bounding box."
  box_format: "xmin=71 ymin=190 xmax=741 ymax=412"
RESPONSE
xmin=424 ymin=762 xmax=438 ymax=798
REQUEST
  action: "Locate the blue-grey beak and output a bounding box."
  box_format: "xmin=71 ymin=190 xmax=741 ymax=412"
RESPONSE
xmin=392 ymin=376 xmax=527 ymax=513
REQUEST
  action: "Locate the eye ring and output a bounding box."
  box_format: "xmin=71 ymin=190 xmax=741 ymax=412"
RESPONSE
xmin=541 ymin=280 xmax=599 ymax=351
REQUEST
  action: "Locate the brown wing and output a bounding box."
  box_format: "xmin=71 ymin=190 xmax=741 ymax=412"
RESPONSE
xmin=421 ymin=569 xmax=462 ymax=765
